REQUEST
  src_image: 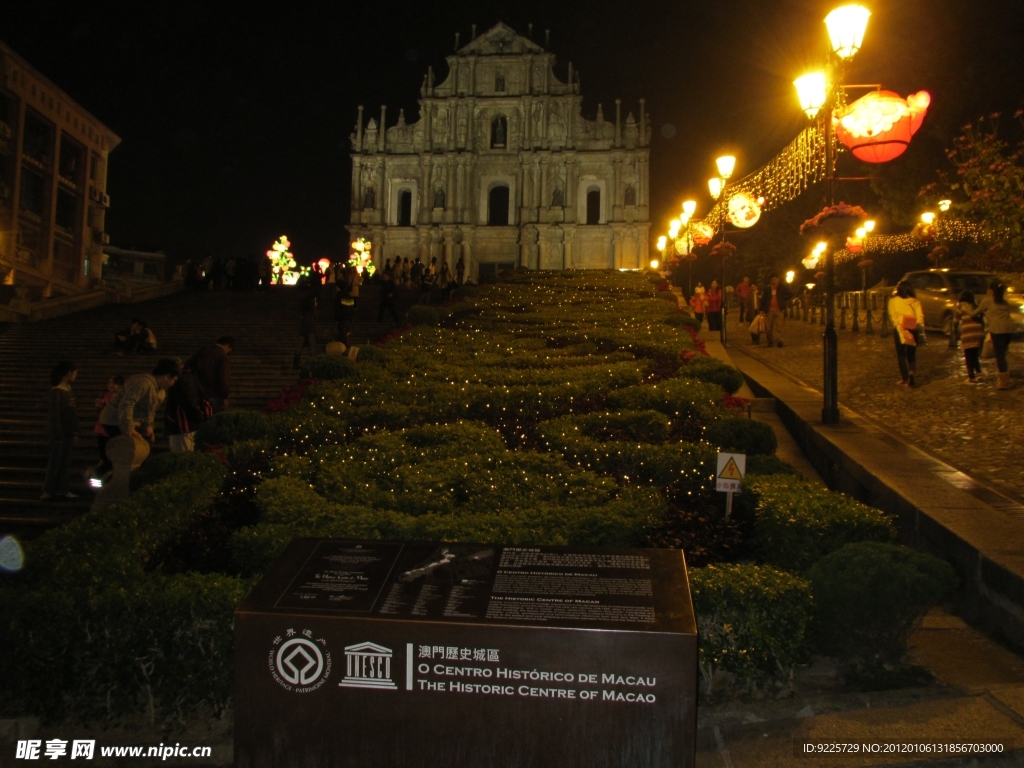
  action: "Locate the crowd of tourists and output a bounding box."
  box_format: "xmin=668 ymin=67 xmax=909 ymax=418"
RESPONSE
xmin=42 ymin=336 xmax=234 ymax=503
xmin=685 ymin=275 xmax=793 ymax=348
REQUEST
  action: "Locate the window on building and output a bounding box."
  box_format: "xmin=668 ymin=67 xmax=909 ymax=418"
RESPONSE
xmin=22 ymin=110 xmax=53 ymax=165
xmin=55 ymin=189 xmax=78 ymax=232
xmin=491 ymin=115 xmax=507 ymax=148
xmin=488 ymin=184 xmax=510 ymax=226
xmin=586 ymin=188 xmax=601 ymax=225
xmin=398 ymin=190 xmax=413 ymax=226
xmin=90 ymin=152 xmax=102 ymax=183
xmin=59 ymin=135 xmax=84 ymax=181
xmin=19 ymin=167 xmax=45 ymax=216
xmin=0 ymin=89 xmax=13 ymax=127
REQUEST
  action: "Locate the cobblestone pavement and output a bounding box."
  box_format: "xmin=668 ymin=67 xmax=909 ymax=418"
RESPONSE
xmin=730 ymin=310 xmax=1024 ymax=503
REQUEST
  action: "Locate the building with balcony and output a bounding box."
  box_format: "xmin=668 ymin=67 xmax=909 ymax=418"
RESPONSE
xmin=0 ymin=41 xmax=120 ymax=300
xmin=346 ymin=23 xmax=651 ymax=279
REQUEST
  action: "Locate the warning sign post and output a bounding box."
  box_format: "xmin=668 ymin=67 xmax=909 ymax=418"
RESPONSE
xmin=715 ymin=453 xmax=746 ymax=520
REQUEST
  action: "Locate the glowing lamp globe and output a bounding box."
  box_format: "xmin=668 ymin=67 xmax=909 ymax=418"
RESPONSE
xmin=682 ymin=200 xmax=697 ymax=217
xmin=715 ymin=156 xmax=736 ymax=180
xmin=835 ymin=90 xmax=931 ymax=163
xmin=785 ymin=271 xmax=795 ymax=284
xmin=708 ymin=178 xmax=723 ymax=200
xmin=794 ymin=72 xmax=827 ymax=119
xmin=656 ymin=236 xmax=667 ymax=252
xmin=727 ymin=192 xmax=762 ymax=229
xmin=691 ymin=222 xmax=715 ymax=245
xmin=802 ymin=254 xmax=820 ymax=270
xmin=825 ymin=5 xmax=870 ymax=60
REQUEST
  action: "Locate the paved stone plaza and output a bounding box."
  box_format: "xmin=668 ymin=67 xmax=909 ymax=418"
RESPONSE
xmin=732 ymin=314 xmax=1024 ymax=505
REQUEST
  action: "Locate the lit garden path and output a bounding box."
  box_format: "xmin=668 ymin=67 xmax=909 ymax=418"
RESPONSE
xmin=730 ymin=315 xmax=1024 ymax=504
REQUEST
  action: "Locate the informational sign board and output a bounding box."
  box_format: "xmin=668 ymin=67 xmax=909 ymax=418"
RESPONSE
xmin=235 ymin=538 xmax=698 ymax=768
xmin=715 ymin=452 xmax=746 ymax=493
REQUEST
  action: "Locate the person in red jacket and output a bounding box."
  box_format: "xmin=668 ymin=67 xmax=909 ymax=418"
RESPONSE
xmin=705 ymin=280 xmax=723 ymax=331
xmin=187 ymin=336 xmax=233 ymax=413
xmin=734 ymin=277 xmax=751 ymax=324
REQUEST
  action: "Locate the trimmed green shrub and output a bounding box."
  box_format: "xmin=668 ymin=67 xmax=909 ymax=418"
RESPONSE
xmin=0 ymin=460 xmax=237 ymax=721
xmin=749 ymin=475 xmax=896 ymax=573
xmin=407 ymin=305 xmax=441 ymax=326
xmin=665 ymin=313 xmax=702 ymax=332
xmin=299 ymin=354 xmax=358 ymax=381
xmin=607 ymin=377 xmax=724 ymax=421
xmin=691 ymin=564 xmax=813 ymax=696
xmin=656 ymin=290 xmax=678 ymax=302
xmin=680 ymin=356 xmax=745 ymax=394
xmin=195 ymin=410 xmax=273 ymax=447
xmin=746 ymin=454 xmax=800 ymax=477
xmin=353 ymin=344 xmax=386 ymax=365
xmin=705 ymin=417 xmax=778 ymax=455
xmin=133 ymin=450 xmax=226 ymax=489
xmin=807 ymin=542 xmax=956 ymax=662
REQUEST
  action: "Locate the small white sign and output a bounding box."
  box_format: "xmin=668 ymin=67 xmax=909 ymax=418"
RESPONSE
xmin=715 ymin=453 xmax=746 ymax=493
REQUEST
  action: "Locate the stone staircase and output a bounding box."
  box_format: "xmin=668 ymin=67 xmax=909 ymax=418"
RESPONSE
xmin=0 ymin=284 xmax=402 ymax=540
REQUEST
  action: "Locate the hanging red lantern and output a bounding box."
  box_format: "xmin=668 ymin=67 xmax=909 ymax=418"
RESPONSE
xmin=691 ymin=222 xmax=714 ymax=245
xmin=845 ymin=236 xmax=863 ymax=254
xmin=834 ymin=91 xmax=930 ymax=164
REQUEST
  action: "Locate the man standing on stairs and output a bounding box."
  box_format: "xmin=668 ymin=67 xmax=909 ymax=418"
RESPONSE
xmin=188 ymin=336 xmax=233 ymax=413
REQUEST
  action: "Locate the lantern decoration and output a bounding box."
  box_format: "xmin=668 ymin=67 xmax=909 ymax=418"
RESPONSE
xmin=674 ymin=238 xmax=691 ymax=256
xmin=348 ymin=238 xmax=376 ymax=277
xmin=727 ymin=192 xmax=762 ymax=229
xmin=845 ymin=235 xmax=863 ymax=254
xmin=691 ymin=222 xmax=715 ymax=245
xmin=802 ymin=255 xmax=819 ymax=270
xmin=317 ymin=257 xmax=332 ymax=274
xmin=834 ymin=90 xmax=931 ymax=164
xmin=266 ymin=236 xmax=297 ymax=285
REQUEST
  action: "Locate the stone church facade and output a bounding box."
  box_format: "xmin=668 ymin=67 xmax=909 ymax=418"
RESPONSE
xmin=346 ymin=23 xmax=651 ymax=278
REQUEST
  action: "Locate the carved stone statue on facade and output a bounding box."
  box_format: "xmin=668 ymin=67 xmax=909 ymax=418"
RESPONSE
xmin=433 ymin=186 xmax=446 ymax=210
xmin=492 ymin=115 xmax=507 ymax=147
xmin=363 ymin=186 xmax=376 ymax=210
xmin=624 ymin=185 xmax=636 ymax=206
xmin=551 ymin=187 xmax=563 ymax=207
xmin=495 ymin=71 xmax=505 ymax=92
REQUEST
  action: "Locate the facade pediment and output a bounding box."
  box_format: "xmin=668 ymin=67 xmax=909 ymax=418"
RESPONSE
xmin=457 ymin=22 xmax=545 ymax=56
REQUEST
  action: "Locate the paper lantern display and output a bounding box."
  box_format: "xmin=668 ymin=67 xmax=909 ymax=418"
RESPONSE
xmin=835 ymin=90 xmax=931 ymax=164
xmin=691 ymin=222 xmax=715 ymax=245
xmin=727 ymin=192 xmax=762 ymax=229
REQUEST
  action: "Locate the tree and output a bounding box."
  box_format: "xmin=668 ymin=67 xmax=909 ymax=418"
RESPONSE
xmin=922 ymin=113 xmax=1024 ymax=268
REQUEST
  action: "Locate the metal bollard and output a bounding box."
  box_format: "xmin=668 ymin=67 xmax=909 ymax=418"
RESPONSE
xmin=852 ymin=293 xmax=860 ymax=332
xmin=839 ymin=304 xmax=847 ymax=330
xmin=865 ymin=295 xmax=874 ymax=333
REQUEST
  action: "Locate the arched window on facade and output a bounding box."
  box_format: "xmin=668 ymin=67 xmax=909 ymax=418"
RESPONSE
xmin=398 ymin=190 xmax=413 ymax=227
xmin=491 ymin=115 xmax=507 ymax=148
xmin=586 ymin=187 xmax=601 ymax=225
xmin=488 ymin=184 xmax=510 ymax=226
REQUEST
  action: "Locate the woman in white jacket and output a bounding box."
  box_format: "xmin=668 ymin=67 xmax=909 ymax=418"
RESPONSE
xmin=888 ymin=280 xmax=926 ymax=387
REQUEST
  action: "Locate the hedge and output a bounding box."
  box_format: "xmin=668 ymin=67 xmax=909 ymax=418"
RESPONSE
xmin=807 ymin=542 xmax=956 ymax=662
xmin=0 ymin=454 xmax=244 ymax=721
xmin=679 ymin=356 xmax=745 ymax=394
xmin=704 ymin=417 xmax=778 ymax=456
xmin=691 ymin=564 xmax=813 ymax=696
xmin=749 ymin=475 xmax=897 ymax=572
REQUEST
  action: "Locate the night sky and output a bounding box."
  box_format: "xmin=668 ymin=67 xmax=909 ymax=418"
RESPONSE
xmin=5 ymin=0 xmax=1023 ymax=267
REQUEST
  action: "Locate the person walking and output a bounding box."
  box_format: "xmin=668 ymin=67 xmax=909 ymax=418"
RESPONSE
xmin=334 ymin=265 xmax=358 ymax=348
xmin=165 ymin=365 xmax=207 ymax=453
xmin=456 ymin=256 xmax=465 ymax=285
xmin=42 ymin=361 xmax=79 ymax=500
xmin=888 ymin=280 xmax=925 ymax=387
xmin=760 ymin=275 xmax=791 ymax=347
xmin=689 ymin=282 xmax=706 ymax=327
xmin=294 ymin=293 xmax=318 ymax=369
xmin=735 ymin=277 xmax=752 ymax=324
xmin=377 ymin=269 xmax=401 ymax=324
xmin=187 ymin=337 xmax=233 ymax=412
xmin=972 ymin=279 xmax=1016 ymax=389
xmin=956 ymin=291 xmax=985 ymax=384
xmin=91 ymin=374 xmax=124 ymax=478
xmin=705 ymin=280 xmax=723 ymax=331
xmin=744 ymin=281 xmax=760 ymax=328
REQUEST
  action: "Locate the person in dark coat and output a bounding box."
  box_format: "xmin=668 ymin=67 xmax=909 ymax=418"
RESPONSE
xmin=334 ymin=266 xmax=357 ymax=347
xmin=42 ymin=361 xmax=79 ymax=499
xmin=759 ymin=275 xmax=793 ymax=347
xmin=165 ymin=367 xmax=208 ymax=452
xmin=377 ymin=270 xmax=401 ymax=324
xmin=187 ymin=336 xmax=233 ymax=412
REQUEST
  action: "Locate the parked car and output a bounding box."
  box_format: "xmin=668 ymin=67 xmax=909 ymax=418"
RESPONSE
xmin=898 ymin=269 xmax=1024 ymax=336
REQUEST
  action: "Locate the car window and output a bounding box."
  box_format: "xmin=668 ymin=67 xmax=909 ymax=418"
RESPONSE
xmin=908 ymin=274 xmax=931 ymax=291
xmin=948 ymin=273 xmax=995 ymax=296
xmin=924 ymin=274 xmax=946 ymax=291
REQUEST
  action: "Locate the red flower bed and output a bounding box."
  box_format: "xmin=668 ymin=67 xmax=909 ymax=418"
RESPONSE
xmin=720 ymin=393 xmax=749 ymax=413
xmin=264 ymin=378 xmax=321 ymax=414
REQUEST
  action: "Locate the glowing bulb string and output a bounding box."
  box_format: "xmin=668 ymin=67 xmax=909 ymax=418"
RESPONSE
xmin=831 ymin=219 xmax=990 ymax=263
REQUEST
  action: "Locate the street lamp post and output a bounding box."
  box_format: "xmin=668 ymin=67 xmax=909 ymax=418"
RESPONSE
xmin=794 ymin=4 xmax=870 ymax=425
xmin=709 ymin=156 xmax=735 ymax=347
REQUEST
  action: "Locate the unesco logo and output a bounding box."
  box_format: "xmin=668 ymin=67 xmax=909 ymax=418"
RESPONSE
xmin=269 ymin=629 xmax=332 ymax=692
